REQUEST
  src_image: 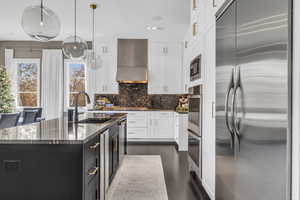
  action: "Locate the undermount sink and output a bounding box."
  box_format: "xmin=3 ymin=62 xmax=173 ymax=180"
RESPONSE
xmin=77 ymin=118 xmax=112 ymax=124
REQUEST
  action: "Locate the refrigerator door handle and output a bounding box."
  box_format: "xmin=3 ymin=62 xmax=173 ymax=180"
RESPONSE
xmin=225 ymin=68 xmax=235 ymax=149
xmin=232 ymin=67 xmax=242 ymax=150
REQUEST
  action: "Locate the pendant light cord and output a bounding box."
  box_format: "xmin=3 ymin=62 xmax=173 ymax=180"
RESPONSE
xmin=92 ymin=7 xmax=95 ymax=53
xmin=40 ymin=0 xmax=43 ymax=23
xmin=74 ymin=0 xmax=77 ymax=41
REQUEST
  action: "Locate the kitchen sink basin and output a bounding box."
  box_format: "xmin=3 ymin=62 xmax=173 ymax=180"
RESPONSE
xmin=77 ymin=118 xmax=112 ymax=124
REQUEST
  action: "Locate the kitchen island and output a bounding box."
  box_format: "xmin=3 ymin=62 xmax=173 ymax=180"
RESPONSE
xmin=0 ymin=113 xmax=127 ymax=200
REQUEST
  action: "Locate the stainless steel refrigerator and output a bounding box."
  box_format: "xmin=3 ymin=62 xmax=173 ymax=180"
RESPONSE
xmin=215 ymin=0 xmax=292 ymax=199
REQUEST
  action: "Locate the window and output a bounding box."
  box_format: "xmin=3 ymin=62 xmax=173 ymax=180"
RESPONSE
xmin=65 ymin=61 xmax=87 ymax=107
xmin=14 ymin=59 xmax=40 ymax=108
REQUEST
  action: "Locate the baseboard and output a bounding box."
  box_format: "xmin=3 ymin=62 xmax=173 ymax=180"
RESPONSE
xmin=127 ymin=140 xmax=176 ymax=145
xmin=202 ymin=179 xmax=215 ymax=200
xmin=190 ymin=171 xmax=211 ymax=200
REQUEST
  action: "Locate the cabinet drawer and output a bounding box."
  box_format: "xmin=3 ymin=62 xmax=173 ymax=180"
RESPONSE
xmin=127 ymin=118 xmax=147 ymax=128
xmin=84 ymin=135 xmax=100 ymax=162
xmin=85 ymin=161 xmax=98 ymax=184
xmin=151 ymin=112 xmax=173 ymax=119
xmin=127 ymin=112 xmax=147 ymax=119
xmin=127 ymin=128 xmax=147 ymax=138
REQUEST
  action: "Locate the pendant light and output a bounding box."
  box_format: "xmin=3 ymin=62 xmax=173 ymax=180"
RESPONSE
xmin=21 ymin=0 xmax=61 ymax=42
xmin=86 ymin=3 xmax=102 ymax=69
xmin=62 ymin=0 xmax=88 ymax=60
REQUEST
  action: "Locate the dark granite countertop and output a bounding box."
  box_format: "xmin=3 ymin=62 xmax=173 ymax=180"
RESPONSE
xmin=88 ymin=107 xmax=188 ymax=114
xmin=0 ymin=113 xmax=126 ymax=144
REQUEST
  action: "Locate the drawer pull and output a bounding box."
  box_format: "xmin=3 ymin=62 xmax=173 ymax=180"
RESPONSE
xmin=88 ymin=167 xmax=99 ymax=176
xmin=89 ymin=142 xmax=100 ymax=149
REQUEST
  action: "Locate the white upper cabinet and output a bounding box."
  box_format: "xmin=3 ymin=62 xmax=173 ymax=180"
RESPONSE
xmin=148 ymin=41 xmax=183 ymax=94
xmin=183 ymin=30 xmax=192 ymax=93
xmin=94 ymin=37 xmax=118 ymax=94
xmin=148 ymin=42 xmax=165 ymax=94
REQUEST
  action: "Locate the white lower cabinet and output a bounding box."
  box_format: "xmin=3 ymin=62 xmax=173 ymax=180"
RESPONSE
xmin=126 ymin=112 xmax=148 ymax=140
xmin=149 ymin=112 xmax=174 ymax=140
xmin=174 ymin=113 xmax=188 ymax=151
xmin=88 ymin=111 xmax=185 ymax=142
xmin=127 ymin=127 xmax=148 ymax=139
xmin=128 ymin=111 xmax=175 ymax=141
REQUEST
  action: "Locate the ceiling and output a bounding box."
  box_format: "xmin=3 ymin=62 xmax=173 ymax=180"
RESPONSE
xmin=0 ymin=0 xmax=190 ymax=41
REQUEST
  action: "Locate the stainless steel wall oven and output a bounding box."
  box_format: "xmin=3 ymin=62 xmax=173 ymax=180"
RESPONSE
xmin=188 ymin=85 xmax=202 ymax=180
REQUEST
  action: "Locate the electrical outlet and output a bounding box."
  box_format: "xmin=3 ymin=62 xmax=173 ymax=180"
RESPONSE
xmin=3 ymin=160 xmax=21 ymax=171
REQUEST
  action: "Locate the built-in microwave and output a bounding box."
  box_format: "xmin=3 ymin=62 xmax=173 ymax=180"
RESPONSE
xmin=190 ymin=55 xmax=201 ymax=81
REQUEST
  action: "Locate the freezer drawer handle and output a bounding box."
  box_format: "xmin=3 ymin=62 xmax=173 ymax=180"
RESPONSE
xmin=88 ymin=167 xmax=99 ymax=176
xmin=232 ymin=67 xmax=242 ymax=150
xmin=225 ymin=68 xmax=235 ymax=149
xmin=89 ymin=142 xmax=100 ymax=150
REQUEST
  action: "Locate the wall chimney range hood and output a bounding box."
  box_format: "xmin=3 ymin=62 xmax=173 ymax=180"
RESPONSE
xmin=116 ymin=39 xmax=148 ymax=83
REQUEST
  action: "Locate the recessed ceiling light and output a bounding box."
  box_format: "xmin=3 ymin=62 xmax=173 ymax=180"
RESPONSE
xmin=146 ymin=26 xmax=164 ymax=31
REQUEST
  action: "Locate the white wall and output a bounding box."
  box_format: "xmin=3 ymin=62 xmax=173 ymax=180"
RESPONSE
xmin=293 ymin=1 xmax=300 ymax=199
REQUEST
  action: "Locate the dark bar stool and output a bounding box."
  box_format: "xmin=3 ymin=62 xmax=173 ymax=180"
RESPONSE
xmin=0 ymin=113 xmax=21 ymax=129
xmin=22 ymin=107 xmax=43 ymax=122
xmin=22 ymin=111 xmax=38 ymax=125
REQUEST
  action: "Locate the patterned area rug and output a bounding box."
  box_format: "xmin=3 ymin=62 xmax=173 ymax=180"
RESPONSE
xmin=108 ymin=155 xmax=169 ymax=200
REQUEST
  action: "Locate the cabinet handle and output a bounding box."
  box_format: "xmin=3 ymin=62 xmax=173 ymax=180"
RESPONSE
xmin=184 ymin=41 xmax=188 ymax=49
xmin=212 ymin=101 xmax=215 ymax=118
xmin=113 ymin=136 xmax=118 ymax=152
xmin=164 ymin=86 xmax=168 ymax=91
xmin=88 ymin=167 xmax=99 ymax=176
xmin=213 ymin=0 xmax=217 ymax=7
xmin=102 ymin=46 xmax=108 ymax=53
xmin=90 ymin=142 xmax=100 ymax=149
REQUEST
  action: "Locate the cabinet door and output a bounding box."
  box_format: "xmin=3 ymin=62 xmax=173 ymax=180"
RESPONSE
xmin=183 ymin=30 xmax=191 ymax=93
xmin=106 ymin=39 xmax=118 ymax=94
xmin=164 ymin=43 xmax=183 ymax=94
xmin=148 ymin=42 xmax=165 ymax=94
xmin=150 ymin=112 xmax=174 ymax=139
xmin=95 ymin=39 xmax=118 ymax=94
xmin=151 ymin=118 xmax=174 ymax=139
xmin=202 ymin=25 xmax=216 ymax=197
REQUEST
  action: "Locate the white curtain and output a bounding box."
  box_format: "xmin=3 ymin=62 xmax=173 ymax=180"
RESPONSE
xmin=4 ymin=49 xmax=17 ymax=108
xmin=41 ymin=49 xmax=63 ymax=120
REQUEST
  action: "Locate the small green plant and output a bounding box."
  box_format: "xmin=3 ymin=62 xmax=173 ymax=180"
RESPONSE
xmin=0 ymin=66 xmax=14 ymax=113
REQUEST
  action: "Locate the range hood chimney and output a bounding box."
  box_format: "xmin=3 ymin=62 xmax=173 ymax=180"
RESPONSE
xmin=117 ymin=39 xmax=148 ymax=83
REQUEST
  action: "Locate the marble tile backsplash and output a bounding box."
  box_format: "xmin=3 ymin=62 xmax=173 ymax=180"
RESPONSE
xmin=95 ymin=83 xmax=184 ymax=110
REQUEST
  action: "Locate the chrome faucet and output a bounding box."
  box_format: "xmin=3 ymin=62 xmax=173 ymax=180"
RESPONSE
xmin=74 ymin=91 xmax=91 ymax=123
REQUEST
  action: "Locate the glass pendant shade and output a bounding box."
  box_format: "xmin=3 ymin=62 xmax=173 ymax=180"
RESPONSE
xmin=86 ymin=51 xmax=102 ymax=70
xmin=62 ymin=36 xmax=88 ymax=60
xmin=21 ymin=5 xmax=60 ymax=42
